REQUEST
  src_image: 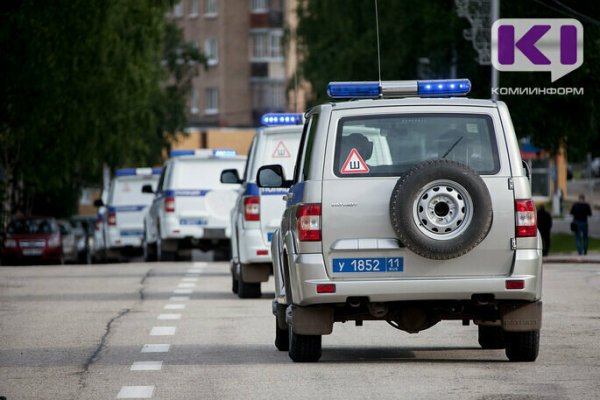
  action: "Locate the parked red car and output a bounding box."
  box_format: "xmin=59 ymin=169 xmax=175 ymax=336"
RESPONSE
xmin=1 ymin=217 xmax=64 ymax=265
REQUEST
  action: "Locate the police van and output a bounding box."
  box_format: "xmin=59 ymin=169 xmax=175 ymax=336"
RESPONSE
xmin=95 ymin=168 xmax=161 ymax=261
xmin=143 ymin=149 xmax=245 ymax=261
xmin=220 ymin=113 xmax=303 ymax=298
xmin=259 ymin=79 xmax=543 ymax=363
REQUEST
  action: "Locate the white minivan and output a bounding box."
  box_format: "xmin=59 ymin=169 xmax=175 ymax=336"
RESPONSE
xmin=221 ymin=113 xmax=303 ymax=298
xmin=143 ymin=149 xmax=245 ymax=261
xmin=95 ymin=168 xmax=161 ymax=261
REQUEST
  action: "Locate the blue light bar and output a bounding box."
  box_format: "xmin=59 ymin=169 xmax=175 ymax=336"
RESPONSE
xmin=417 ymin=79 xmax=471 ymax=97
xmin=170 ymin=149 xmax=195 ymax=157
xmin=327 ymin=82 xmax=381 ymax=99
xmin=212 ymin=149 xmax=237 ymax=158
xmin=115 ymin=168 xmax=157 ymax=177
xmin=261 ymin=113 xmax=304 ymax=126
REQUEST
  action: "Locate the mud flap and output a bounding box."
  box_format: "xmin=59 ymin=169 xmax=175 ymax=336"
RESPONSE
xmin=501 ymin=301 xmax=542 ymax=332
xmin=286 ymin=305 xmax=334 ymax=335
xmin=241 ymin=263 xmax=271 ymax=283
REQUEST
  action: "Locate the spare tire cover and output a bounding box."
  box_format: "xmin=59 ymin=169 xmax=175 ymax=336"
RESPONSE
xmin=389 ymin=159 xmax=493 ymax=260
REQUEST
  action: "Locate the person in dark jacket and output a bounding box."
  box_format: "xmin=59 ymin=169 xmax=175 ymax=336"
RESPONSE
xmin=537 ymin=205 xmax=552 ymax=256
xmin=570 ymin=194 xmax=592 ymax=255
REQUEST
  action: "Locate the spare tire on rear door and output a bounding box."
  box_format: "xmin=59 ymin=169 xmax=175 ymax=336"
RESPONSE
xmin=389 ymin=159 xmax=493 ymax=260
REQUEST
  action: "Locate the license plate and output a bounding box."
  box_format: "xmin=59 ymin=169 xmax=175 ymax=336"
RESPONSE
xmin=267 ymin=232 xmax=274 ymax=242
xmin=332 ymin=257 xmax=404 ymax=273
xmin=180 ymin=218 xmax=207 ymax=226
xmin=23 ymin=249 xmax=43 ymax=256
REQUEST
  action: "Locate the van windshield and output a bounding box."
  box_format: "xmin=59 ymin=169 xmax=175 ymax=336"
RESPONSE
xmin=334 ymin=114 xmax=499 ymax=177
xmin=171 ymin=159 xmax=245 ymax=189
xmin=110 ymin=177 xmax=157 ymax=205
xmin=250 ymin=132 xmax=301 ymax=182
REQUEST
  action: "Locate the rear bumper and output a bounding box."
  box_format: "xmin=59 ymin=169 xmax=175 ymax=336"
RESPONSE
xmin=289 ymin=250 xmax=543 ymax=306
xmin=238 ymin=227 xmax=271 ymax=264
xmin=162 ymin=216 xmax=231 ymax=240
xmin=107 ymin=228 xmax=143 ymax=248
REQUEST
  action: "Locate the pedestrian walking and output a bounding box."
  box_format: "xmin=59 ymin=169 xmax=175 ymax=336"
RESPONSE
xmin=570 ymin=194 xmax=592 ymax=255
xmin=537 ymin=205 xmax=552 ymax=256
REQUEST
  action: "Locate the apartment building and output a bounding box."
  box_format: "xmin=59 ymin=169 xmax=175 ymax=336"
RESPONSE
xmin=170 ymin=0 xmax=288 ymax=128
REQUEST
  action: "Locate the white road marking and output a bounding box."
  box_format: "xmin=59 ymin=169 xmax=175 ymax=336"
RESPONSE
xmin=150 ymin=326 xmax=176 ymax=336
xmin=173 ymin=289 xmax=193 ymax=294
xmin=191 ymin=262 xmax=207 ymax=267
xmin=117 ymin=386 xmax=154 ymax=399
xmin=141 ymin=344 xmax=170 ymax=353
xmin=169 ymin=296 xmax=190 ymax=301
xmin=187 ymin=270 xmax=203 ymax=274
xmin=177 ymin=282 xmax=196 ymax=288
xmin=164 ymin=304 xmax=186 ymax=310
xmin=158 ymin=313 xmax=181 ymax=320
xmin=181 ymin=277 xmax=198 ymax=282
xmin=130 ymin=361 xmax=163 ymax=371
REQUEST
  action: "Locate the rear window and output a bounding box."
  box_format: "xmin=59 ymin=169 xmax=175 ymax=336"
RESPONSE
xmin=334 ymin=114 xmax=499 ymax=177
xmin=171 ymin=159 xmax=245 ymax=189
xmin=7 ymin=219 xmax=57 ymax=234
xmin=110 ymin=177 xmax=158 ymax=205
xmin=250 ymin=132 xmax=301 ymax=182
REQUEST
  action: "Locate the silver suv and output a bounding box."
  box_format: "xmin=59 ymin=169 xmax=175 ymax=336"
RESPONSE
xmin=258 ymin=80 xmax=542 ymax=363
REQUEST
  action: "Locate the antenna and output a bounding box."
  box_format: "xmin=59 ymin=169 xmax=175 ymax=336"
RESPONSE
xmin=374 ymin=0 xmax=382 ymax=85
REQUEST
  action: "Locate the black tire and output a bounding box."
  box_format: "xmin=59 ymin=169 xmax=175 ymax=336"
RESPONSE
xmin=238 ymin=280 xmax=261 ymax=299
xmin=275 ymin=318 xmax=289 ymax=351
xmin=288 ymin=328 xmax=321 ymax=362
xmin=213 ymin=246 xmax=231 ymax=262
xmin=177 ymin=250 xmax=192 ymax=262
xmin=389 ymin=159 xmax=493 ymax=260
xmin=231 ymin=275 xmax=239 ymax=294
xmin=157 ymin=235 xmax=176 ymax=262
xmin=505 ymin=330 xmax=540 ymax=362
xmin=478 ymin=326 xmax=505 ymax=349
xmin=143 ymin=236 xmax=157 ymax=262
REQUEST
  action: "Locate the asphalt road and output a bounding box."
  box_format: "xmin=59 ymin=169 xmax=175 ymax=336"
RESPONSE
xmin=1 ymin=260 xmax=599 ymax=400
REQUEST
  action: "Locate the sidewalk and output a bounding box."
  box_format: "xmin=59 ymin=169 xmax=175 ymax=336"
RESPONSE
xmin=543 ymin=252 xmax=600 ymax=264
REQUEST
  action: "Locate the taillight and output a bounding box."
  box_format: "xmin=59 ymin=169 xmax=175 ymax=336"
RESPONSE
xmin=107 ymin=211 xmax=117 ymax=226
xmin=515 ymin=199 xmax=537 ymax=237
xmin=165 ymin=197 xmax=175 ymax=213
xmin=244 ymin=196 xmax=260 ymax=221
xmin=297 ymin=203 xmax=321 ymax=241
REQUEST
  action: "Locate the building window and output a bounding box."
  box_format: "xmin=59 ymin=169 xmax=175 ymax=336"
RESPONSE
xmin=204 ymin=0 xmax=218 ymax=16
xmin=204 ymin=38 xmax=218 ymax=66
xmin=173 ymin=1 xmax=184 ymax=17
xmin=190 ymin=87 xmax=199 ymax=114
xmin=205 ymin=88 xmax=218 ymax=114
xmin=250 ymin=29 xmax=283 ymax=61
xmin=251 ymin=81 xmax=285 ymax=111
xmin=250 ymin=0 xmax=269 ymax=13
xmin=190 ymin=0 xmax=199 ymax=16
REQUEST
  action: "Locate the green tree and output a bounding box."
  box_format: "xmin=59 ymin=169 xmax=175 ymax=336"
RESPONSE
xmin=0 ymin=0 xmax=203 ymax=223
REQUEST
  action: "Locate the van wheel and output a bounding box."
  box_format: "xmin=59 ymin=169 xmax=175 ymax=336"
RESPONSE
xmin=275 ymin=318 xmax=289 ymax=351
xmin=231 ymin=275 xmax=239 ymax=294
xmin=505 ymin=330 xmax=540 ymax=362
xmin=288 ymin=327 xmax=321 ymax=362
xmin=157 ymin=236 xmax=175 ymax=261
xmin=478 ymin=326 xmax=505 ymax=349
xmin=143 ymin=236 xmax=157 ymax=262
xmin=238 ymin=280 xmax=261 ymax=298
xmin=389 ymin=159 xmax=493 ymax=260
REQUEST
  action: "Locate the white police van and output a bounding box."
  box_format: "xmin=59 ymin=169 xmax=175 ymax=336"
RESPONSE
xmin=95 ymin=168 xmax=160 ymax=261
xmin=143 ymin=149 xmax=245 ymax=261
xmin=259 ymin=79 xmax=543 ymax=362
xmin=220 ymin=113 xmax=303 ymax=298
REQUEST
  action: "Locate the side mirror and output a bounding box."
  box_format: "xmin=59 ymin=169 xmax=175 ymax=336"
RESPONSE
xmin=141 ymin=184 xmax=154 ymax=194
xmin=220 ymin=169 xmax=242 ymax=184
xmin=257 ymin=165 xmax=292 ymax=188
xmin=522 ymin=160 xmax=531 ymax=181
xmin=93 ymin=199 xmax=104 ymax=208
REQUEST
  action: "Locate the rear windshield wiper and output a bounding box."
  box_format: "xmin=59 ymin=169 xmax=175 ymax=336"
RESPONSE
xmin=441 ymin=136 xmax=463 ymax=159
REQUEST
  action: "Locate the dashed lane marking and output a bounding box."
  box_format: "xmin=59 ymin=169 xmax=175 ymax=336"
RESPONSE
xmin=130 ymin=361 xmax=163 ymax=371
xmin=157 ymin=313 xmax=181 ymax=320
xmin=164 ymin=304 xmax=186 ymax=310
xmin=173 ymin=289 xmax=193 ymax=294
xmin=177 ymin=282 xmax=196 ymax=288
xmin=117 ymin=386 xmax=154 ymax=399
xmin=181 ymin=277 xmax=198 ymax=282
xmin=141 ymin=344 xmax=170 ymax=353
xmin=150 ymin=326 xmax=176 ymax=336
